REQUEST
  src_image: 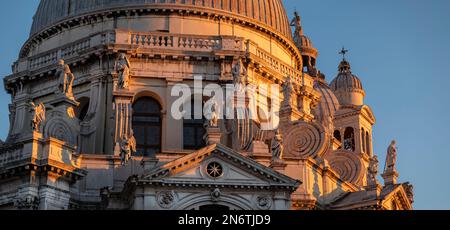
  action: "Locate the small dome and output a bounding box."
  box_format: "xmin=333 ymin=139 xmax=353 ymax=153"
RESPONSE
xmin=313 ymin=78 xmax=340 ymax=124
xmin=330 ymin=60 xmax=364 ymax=92
xmin=330 ymin=59 xmax=365 ymax=106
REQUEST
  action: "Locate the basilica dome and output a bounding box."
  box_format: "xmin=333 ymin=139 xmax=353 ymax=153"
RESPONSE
xmin=31 ymin=0 xmax=292 ymax=39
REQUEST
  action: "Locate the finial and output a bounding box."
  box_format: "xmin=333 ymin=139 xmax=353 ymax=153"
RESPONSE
xmin=339 ymin=47 xmax=349 ymax=60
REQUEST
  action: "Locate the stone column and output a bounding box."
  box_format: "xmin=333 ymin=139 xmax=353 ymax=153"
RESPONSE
xmin=112 ymin=90 xmax=134 ymax=156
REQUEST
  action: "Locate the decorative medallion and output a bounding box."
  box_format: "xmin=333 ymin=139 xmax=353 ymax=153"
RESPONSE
xmin=206 ymin=162 xmax=224 ymax=178
xmin=284 ymin=121 xmax=328 ymax=158
xmin=156 ymin=191 xmax=176 ymax=209
xmin=256 ymin=196 xmax=272 ymax=210
xmin=211 ymin=188 xmax=221 ymax=202
xmin=325 ymin=149 xmax=365 ymax=185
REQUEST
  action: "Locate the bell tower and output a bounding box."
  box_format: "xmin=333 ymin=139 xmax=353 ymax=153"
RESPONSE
xmin=330 ymin=49 xmax=376 ymax=161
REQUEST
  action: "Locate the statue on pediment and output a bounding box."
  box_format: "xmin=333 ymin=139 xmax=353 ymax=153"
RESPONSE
xmin=384 ymin=140 xmax=398 ymax=174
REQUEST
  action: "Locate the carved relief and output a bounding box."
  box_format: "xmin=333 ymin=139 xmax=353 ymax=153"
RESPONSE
xmin=283 ymin=121 xmax=328 ymax=158
xmin=211 ymin=188 xmax=221 ymax=202
xmin=256 ymin=196 xmax=272 ymax=210
xmin=44 ymin=118 xmax=76 ymax=146
xmin=156 ymin=191 xmax=176 ymax=209
xmin=14 ymin=195 xmax=39 ymax=210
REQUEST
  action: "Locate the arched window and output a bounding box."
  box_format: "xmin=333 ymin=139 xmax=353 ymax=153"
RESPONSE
xmin=76 ymin=97 xmax=90 ymax=121
xmin=366 ymin=131 xmax=371 ymax=155
xmin=132 ymin=97 xmax=162 ymax=157
xmin=344 ymin=127 xmax=355 ymax=152
xmin=334 ymin=130 xmax=341 ymax=142
xmin=361 ymin=128 xmax=366 ymax=153
xmin=183 ymin=98 xmax=206 ymax=150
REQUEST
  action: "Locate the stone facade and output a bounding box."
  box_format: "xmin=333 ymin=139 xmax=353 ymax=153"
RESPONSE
xmin=0 ymin=0 xmax=413 ymax=210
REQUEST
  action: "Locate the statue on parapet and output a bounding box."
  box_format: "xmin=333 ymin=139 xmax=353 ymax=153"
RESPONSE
xmin=56 ymin=59 xmax=75 ymax=100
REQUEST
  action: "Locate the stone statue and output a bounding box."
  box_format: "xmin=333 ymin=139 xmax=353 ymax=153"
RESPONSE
xmin=56 ymin=59 xmax=75 ymax=99
xmin=290 ymin=11 xmax=303 ymax=45
xmin=115 ymin=53 xmax=131 ymax=89
xmin=204 ymin=100 xmax=219 ymax=128
xmin=404 ymin=183 xmax=414 ymax=204
xmin=290 ymin=11 xmax=302 ymax=35
xmin=271 ymin=129 xmax=284 ymax=162
xmin=282 ymin=76 xmax=294 ymax=107
xmin=232 ymin=59 xmax=247 ymax=91
xmin=384 ymin=140 xmax=398 ymax=173
xmin=120 ymin=133 xmax=137 ymax=166
xmin=30 ymin=102 xmax=46 ymax=131
xmin=367 ymin=155 xmax=379 ymax=185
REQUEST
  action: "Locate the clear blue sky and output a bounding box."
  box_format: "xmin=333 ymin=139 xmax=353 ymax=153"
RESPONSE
xmin=0 ymin=0 xmax=449 ymax=210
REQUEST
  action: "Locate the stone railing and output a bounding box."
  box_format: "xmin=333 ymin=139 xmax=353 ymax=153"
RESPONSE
xmin=128 ymin=32 xmax=226 ymax=52
xmin=246 ymin=41 xmax=308 ymax=86
xmin=24 ymin=31 xmax=116 ymax=72
xmin=0 ymin=143 xmax=25 ymax=167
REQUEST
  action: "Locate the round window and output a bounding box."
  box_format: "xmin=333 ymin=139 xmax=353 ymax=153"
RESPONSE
xmin=206 ymin=162 xmax=224 ymax=178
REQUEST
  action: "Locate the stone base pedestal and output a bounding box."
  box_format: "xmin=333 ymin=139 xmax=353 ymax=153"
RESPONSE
xmin=382 ymin=170 xmax=399 ymax=186
xmin=270 ymin=159 xmax=287 ymax=173
xmin=249 ymin=141 xmax=269 ymax=155
xmin=49 ymin=96 xmax=80 ymax=119
xmin=365 ymin=182 xmax=383 ymax=199
xmin=205 ymin=127 xmax=222 ymax=145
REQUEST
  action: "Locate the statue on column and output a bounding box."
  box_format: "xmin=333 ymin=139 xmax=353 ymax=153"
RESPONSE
xmin=271 ymin=130 xmax=284 ymax=162
xmin=56 ymin=59 xmax=75 ymax=100
xmin=232 ymin=59 xmax=247 ymax=92
xmin=115 ymin=53 xmax=132 ymax=89
xmin=384 ymin=140 xmax=398 ymax=173
xmin=204 ymin=100 xmax=219 ymax=128
xmin=281 ymin=76 xmax=294 ymax=107
xmin=120 ymin=132 xmax=137 ymax=166
xmin=30 ymin=102 xmax=46 ymax=132
xmin=367 ymin=155 xmax=379 ymax=186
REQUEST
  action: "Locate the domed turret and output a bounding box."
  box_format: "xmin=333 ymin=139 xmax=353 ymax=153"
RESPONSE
xmin=290 ymin=11 xmax=318 ymax=75
xmin=330 ymin=48 xmax=365 ymax=106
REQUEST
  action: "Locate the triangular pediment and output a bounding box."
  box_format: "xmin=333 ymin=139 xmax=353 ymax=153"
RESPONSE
xmin=381 ymin=184 xmax=413 ymax=210
xmin=139 ymin=144 xmax=300 ymax=189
